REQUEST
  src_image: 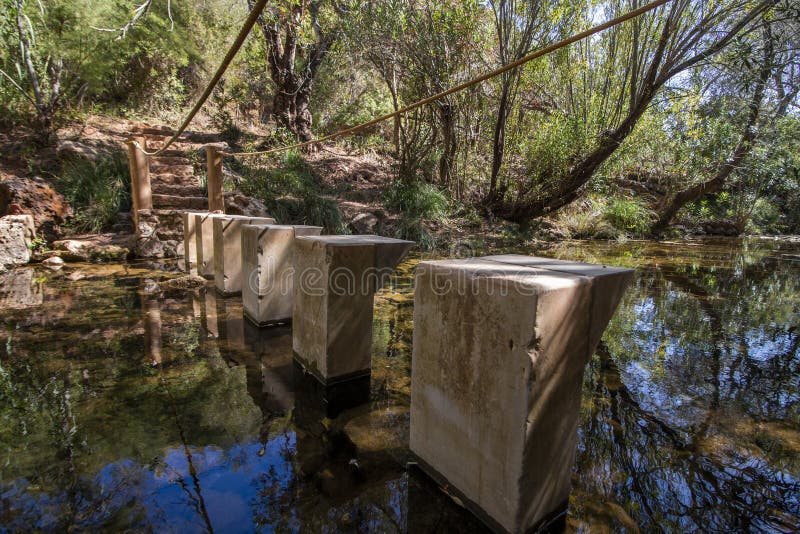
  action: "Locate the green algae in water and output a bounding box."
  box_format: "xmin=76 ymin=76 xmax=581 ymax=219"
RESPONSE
xmin=0 ymin=239 xmax=798 ymax=532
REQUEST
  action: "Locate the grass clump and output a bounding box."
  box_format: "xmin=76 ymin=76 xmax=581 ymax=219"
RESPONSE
xmin=238 ymin=151 xmax=347 ymax=234
xmin=383 ymin=179 xmax=449 ymax=249
xmin=57 ymin=151 xmax=131 ymax=233
xmin=602 ymin=198 xmax=655 ymax=237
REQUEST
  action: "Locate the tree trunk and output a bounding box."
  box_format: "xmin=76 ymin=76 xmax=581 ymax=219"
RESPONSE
xmin=651 ymin=28 xmax=774 ymax=234
xmin=437 ymin=102 xmax=456 ymax=185
xmin=250 ymin=0 xmax=333 ymax=144
xmin=487 ymin=83 xmax=512 ymax=201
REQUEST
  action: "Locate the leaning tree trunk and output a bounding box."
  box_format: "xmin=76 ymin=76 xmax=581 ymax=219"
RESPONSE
xmin=651 ymin=30 xmax=774 ymax=235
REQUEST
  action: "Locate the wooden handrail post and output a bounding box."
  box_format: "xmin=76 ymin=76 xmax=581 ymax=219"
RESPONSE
xmin=206 ymin=146 xmax=225 ymax=213
xmin=126 ymin=137 xmax=152 ymax=227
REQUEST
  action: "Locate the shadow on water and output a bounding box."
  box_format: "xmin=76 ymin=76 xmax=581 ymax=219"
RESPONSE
xmin=0 ymin=237 xmax=797 ymax=532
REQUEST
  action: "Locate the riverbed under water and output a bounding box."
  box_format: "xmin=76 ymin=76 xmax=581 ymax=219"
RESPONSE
xmin=0 ymin=238 xmax=798 ymax=532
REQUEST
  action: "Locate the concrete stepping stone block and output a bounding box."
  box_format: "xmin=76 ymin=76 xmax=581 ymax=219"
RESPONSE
xmin=409 ymin=255 xmax=633 ymax=533
xmin=241 ymin=224 xmax=323 ymax=326
xmin=195 ymin=213 xmax=230 ymax=279
xmin=292 ymin=235 xmax=414 ymax=385
xmin=206 ymin=215 xmax=276 ymax=294
xmin=182 ymin=211 xmax=206 ymax=274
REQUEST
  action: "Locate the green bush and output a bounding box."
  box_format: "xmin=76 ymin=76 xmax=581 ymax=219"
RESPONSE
xmin=748 ymin=198 xmax=783 ymax=234
xmin=56 ymin=151 xmax=131 ymax=233
xmin=382 ymin=179 xmax=449 ymax=249
xmin=383 ymin=179 xmax=449 ymax=220
xmin=602 ymin=198 xmax=654 ymax=237
xmin=238 ymin=152 xmax=347 ymax=234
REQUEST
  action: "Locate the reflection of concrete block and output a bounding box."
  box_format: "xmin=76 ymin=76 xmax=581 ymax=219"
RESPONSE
xmin=241 ymin=224 xmax=322 ymax=326
xmin=182 ymin=211 xmax=205 ymax=274
xmin=410 ymin=255 xmax=633 ymax=533
xmin=292 ymin=235 xmax=413 ymax=384
xmin=210 ymin=215 xmax=276 ymax=295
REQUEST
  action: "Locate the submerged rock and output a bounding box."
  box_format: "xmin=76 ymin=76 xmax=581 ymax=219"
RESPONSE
xmin=157 ymin=275 xmax=206 ymax=291
xmin=42 ymin=256 xmax=65 ymax=269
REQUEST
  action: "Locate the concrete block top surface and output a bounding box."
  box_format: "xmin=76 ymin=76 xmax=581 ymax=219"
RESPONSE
xmin=419 ymin=255 xmax=633 ymax=286
xmin=297 ymin=235 xmax=414 ymax=271
xmin=246 ymin=224 xmax=323 ymax=230
xmin=482 ymin=254 xmax=632 ymax=278
xmin=296 ymin=235 xmax=414 ymax=246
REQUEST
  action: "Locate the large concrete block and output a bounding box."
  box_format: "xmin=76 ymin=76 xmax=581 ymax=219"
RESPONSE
xmin=195 ymin=213 xmax=228 ymax=279
xmin=182 ymin=211 xmax=205 ymax=274
xmin=292 ymin=235 xmax=414 ymax=384
xmin=409 ymin=255 xmax=633 ymax=533
xmin=241 ymin=224 xmax=323 ymax=326
xmin=212 ymin=215 xmax=276 ymax=295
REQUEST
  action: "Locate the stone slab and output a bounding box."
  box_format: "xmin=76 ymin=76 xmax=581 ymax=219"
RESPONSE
xmin=213 ymin=216 xmax=276 ymax=295
xmin=409 ymin=256 xmax=633 ymax=533
xmin=241 ymin=224 xmax=322 ymax=326
xmin=292 ymin=235 xmax=413 ymax=383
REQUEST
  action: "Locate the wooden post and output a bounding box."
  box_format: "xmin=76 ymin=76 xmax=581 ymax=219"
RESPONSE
xmin=206 ymin=146 xmax=225 ymax=213
xmin=126 ymin=137 xmax=152 ymax=226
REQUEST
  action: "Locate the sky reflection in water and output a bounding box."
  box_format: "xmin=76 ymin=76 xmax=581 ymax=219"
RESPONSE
xmin=0 ymin=238 xmax=798 ymax=532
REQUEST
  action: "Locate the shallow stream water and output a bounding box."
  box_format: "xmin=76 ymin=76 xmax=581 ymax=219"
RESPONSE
xmin=0 ymin=238 xmax=798 ymax=532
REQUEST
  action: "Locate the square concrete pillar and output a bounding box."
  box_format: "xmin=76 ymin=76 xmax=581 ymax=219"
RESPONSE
xmin=292 ymin=235 xmax=413 ymax=384
xmin=409 ymin=255 xmax=633 ymax=533
xmin=195 ymin=213 xmax=228 ymax=279
xmin=182 ymin=211 xmax=205 ymax=274
xmin=212 ymin=215 xmax=276 ymax=295
xmin=241 ymin=224 xmax=323 ymax=326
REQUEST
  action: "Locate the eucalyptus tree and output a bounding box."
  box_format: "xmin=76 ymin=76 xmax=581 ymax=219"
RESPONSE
xmin=485 ymin=0 xmax=550 ymax=202
xmin=490 ymin=0 xmax=779 ymax=222
xmin=247 ymin=0 xmax=345 ymax=142
xmin=0 ymin=0 xmax=67 ymax=134
xmin=653 ymin=6 xmax=800 ymax=233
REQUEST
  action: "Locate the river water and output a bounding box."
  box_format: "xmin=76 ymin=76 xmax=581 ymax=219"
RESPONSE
xmin=0 ymin=238 xmax=797 ymax=532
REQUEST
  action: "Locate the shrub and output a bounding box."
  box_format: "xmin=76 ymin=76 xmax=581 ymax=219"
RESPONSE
xmin=602 ymin=198 xmax=654 ymax=237
xmin=238 ymin=151 xmax=347 ymax=234
xmin=383 ymin=179 xmax=449 ymax=220
xmin=57 ymin=151 xmax=131 ymax=233
xmin=382 ymin=179 xmax=449 ymax=250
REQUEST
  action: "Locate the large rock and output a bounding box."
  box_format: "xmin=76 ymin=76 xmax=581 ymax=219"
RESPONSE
xmin=0 ymin=214 xmax=34 ymax=268
xmin=292 ymin=235 xmax=413 ymax=384
xmin=224 ymin=192 xmax=271 ymax=218
xmin=409 ymin=255 xmax=634 ymax=533
xmin=0 ymin=176 xmax=71 ymax=239
xmin=241 ymin=224 xmax=322 ymax=326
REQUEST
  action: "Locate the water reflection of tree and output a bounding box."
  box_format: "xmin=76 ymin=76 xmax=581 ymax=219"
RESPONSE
xmin=576 ymin=243 xmax=800 ymax=531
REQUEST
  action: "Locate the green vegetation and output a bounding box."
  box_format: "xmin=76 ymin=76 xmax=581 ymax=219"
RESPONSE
xmin=1 ymin=0 xmax=799 ymax=239
xmin=383 ymin=179 xmax=449 ymax=248
xmin=236 ymin=152 xmax=347 ymax=234
xmin=55 ymin=151 xmax=131 ymax=233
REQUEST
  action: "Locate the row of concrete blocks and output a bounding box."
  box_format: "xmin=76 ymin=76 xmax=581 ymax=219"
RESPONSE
xmin=180 ymin=211 xmax=634 ymax=533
